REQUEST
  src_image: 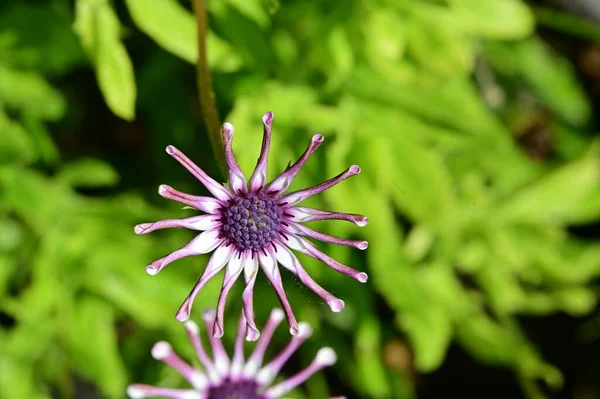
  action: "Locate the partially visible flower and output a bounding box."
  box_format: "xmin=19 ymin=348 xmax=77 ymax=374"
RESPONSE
xmin=127 ymin=308 xmax=345 ymax=399
xmin=136 ymin=112 xmax=368 ymax=339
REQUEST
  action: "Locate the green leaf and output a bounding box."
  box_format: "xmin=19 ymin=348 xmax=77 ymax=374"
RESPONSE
xmin=387 ymin=132 xmax=457 ymax=230
xmin=398 ymin=304 xmax=452 ymax=371
xmin=404 ymin=224 xmax=435 ymax=262
xmin=365 ymin=10 xmax=406 ymax=63
xmin=85 ymin=256 xmax=195 ymax=329
xmin=534 ymin=6 xmax=600 ymax=43
xmin=0 ymin=3 xmax=85 ymax=75
xmin=518 ymin=38 xmax=591 ymax=126
xmin=551 ymin=286 xmax=596 ymax=315
xmin=125 ymin=0 xmax=196 ymax=63
xmin=345 ymin=179 xmax=453 ymax=371
xmin=455 ymin=314 xmax=515 ymax=364
xmin=21 ymin=114 xmax=60 ymax=166
xmin=208 ymin=2 xmax=272 ymax=71
xmin=347 ymin=67 xmax=503 ymax=136
xmin=499 ymin=155 xmax=600 ymax=224
xmin=323 ymin=27 xmax=354 ymax=90
xmin=406 ymin=15 xmax=473 ymax=76
xmin=0 ymin=357 xmax=50 ymax=399
xmin=0 ymin=218 xmax=23 ymax=252
xmin=347 ymin=101 xmax=461 ymax=232
xmin=487 ymin=38 xmax=591 ymax=126
xmin=354 ymin=317 xmax=392 ymax=398
xmin=0 ymin=113 xmax=36 ymax=165
xmin=57 ymin=158 xmax=120 ymax=188
xmin=477 ymin=262 xmax=525 ymax=315
xmin=74 ymin=0 xmax=136 ymax=120
xmin=222 ymin=0 xmax=271 ymax=28
xmin=0 ymin=167 xmax=79 ymax=231
xmin=0 ymin=256 xmax=16 ymax=299
xmin=0 ymin=66 xmax=66 ymax=120
xmin=572 ymin=187 xmax=600 ymax=223
xmin=66 ymin=296 xmax=127 ymax=398
xmin=451 ymin=0 xmax=534 ymax=39
xmin=398 ymin=0 xmax=533 ymax=40
xmin=125 ymin=0 xmax=243 ymax=71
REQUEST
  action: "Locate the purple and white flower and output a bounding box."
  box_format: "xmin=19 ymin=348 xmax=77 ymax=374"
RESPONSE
xmin=136 ymin=112 xmax=368 ymax=339
xmin=127 ymin=308 xmax=345 ymax=399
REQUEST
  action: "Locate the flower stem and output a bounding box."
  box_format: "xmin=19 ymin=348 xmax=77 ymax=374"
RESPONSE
xmin=192 ymin=0 xmax=226 ymax=179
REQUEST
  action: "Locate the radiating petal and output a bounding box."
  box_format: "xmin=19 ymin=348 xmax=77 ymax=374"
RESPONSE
xmin=273 ymin=241 xmax=344 ymax=312
xmin=183 ymin=320 xmax=221 ymax=384
xmin=243 ymin=308 xmax=285 ymax=378
xmin=166 ymin=145 xmax=232 ymax=201
xmin=135 ymin=215 xmax=221 ymax=234
xmin=176 ymin=244 xmax=234 ymax=321
xmin=249 ymin=112 xmax=274 ymax=191
xmin=258 ymin=249 xmax=298 ymax=335
xmin=158 ymin=184 xmax=223 ymax=213
xmin=202 ymin=309 xmax=231 ymax=377
xmin=242 ymin=254 xmax=260 ymax=341
xmin=255 ymin=323 xmax=313 ymax=386
xmin=222 ymin=123 xmax=247 ymax=193
xmin=127 ymin=385 xmax=204 ymax=399
xmin=283 ymin=234 xmax=368 ymax=283
xmin=285 ymin=206 xmax=368 ymax=226
xmin=263 ymin=348 xmax=337 ymax=398
xmin=150 ymin=341 xmax=208 ymax=390
xmin=213 ymin=252 xmax=245 ymax=338
xmin=230 ymin=312 xmax=248 ymax=380
xmin=283 ymin=222 xmax=368 ymax=250
xmin=280 ymin=165 xmax=360 ymax=207
xmin=145 ymin=229 xmax=223 ymax=276
xmin=266 ymin=134 xmax=323 ymax=195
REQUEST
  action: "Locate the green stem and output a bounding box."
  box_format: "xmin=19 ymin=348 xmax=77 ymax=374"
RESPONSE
xmin=192 ymin=0 xmax=226 ymax=178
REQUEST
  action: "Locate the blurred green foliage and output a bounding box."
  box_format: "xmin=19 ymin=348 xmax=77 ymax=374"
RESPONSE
xmin=1 ymin=0 xmax=600 ymax=398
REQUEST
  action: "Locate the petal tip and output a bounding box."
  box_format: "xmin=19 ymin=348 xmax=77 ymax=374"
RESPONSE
xmin=176 ymin=306 xmax=191 ymax=322
xmin=263 ymin=112 xmax=274 ymax=124
xmin=289 ymin=324 xmax=300 ymax=336
xmin=312 ymin=134 xmax=324 ymax=143
xmin=297 ymin=322 xmax=313 ymax=338
xmin=126 ymin=385 xmax=146 ymax=399
xmin=158 ymin=184 xmax=170 ymax=196
xmin=151 ymin=341 xmax=172 ymax=360
xmin=213 ymin=324 xmax=224 ymax=338
xmin=246 ymin=328 xmax=260 ymax=342
xmin=328 ymin=299 xmax=345 ymax=312
xmin=271 ymin=308 xmax=285 ymax=322
xmin=349 ymin=165 xmax=361 ymax=175
xmin=184 ymin=320 xmax=199 ymax=333
xmin=202 ymin=309 xmax=216 ymax=322
xmin=182 ymin=391 xmax=202 ymax=399
xmin=134 ymin=223 xmax=150 ymax=235
xmin=316 ymin=347 xmax=337 ymax=366
xmin=165 ymin=145 xmax=176 ymax=155
xmin=223 ymin=122 xmax=234 ymax=138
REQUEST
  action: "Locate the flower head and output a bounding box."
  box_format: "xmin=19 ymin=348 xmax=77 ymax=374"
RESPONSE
xmin=127 ymin=309 xmax=345 ymax=399
xmin=136 ymin=112 xmax=368 ymax=339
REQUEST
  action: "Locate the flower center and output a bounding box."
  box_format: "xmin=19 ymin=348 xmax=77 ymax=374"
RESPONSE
xmin=221 ymin=191 xmax=282 ymax=252
xmin=206 ymin=379 xmax=265 ymax=399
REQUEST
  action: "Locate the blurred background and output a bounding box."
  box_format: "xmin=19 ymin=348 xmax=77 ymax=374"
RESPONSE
xmin=2 ymin=0 xmax=600 ymax=398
